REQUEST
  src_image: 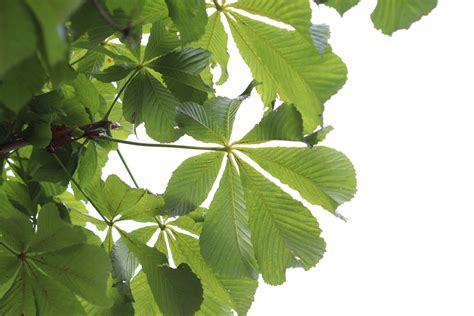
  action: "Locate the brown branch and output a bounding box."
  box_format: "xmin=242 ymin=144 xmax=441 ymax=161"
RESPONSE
xmin=0 ymin=120 xmax=117 ymax=156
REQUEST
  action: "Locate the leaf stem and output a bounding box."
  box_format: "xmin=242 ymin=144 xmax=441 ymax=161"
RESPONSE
xmin=116 ymin=149 xmax=139 ymax=188
xmin=213 ymin=0 xmax=222 ymax=10
xmin=52 ymin=153 xmax=111 ymax=225
xmin=100 ymin=136 xmax=227 ymax=152
xmin=0 ymin=242 xmax=17 ymax=256
xmin=103 ymin=68 xmax=140 ymax=120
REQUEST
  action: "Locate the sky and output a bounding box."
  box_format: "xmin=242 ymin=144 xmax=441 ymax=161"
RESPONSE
xmin=103 ymin=1 xmax=474 ymax=315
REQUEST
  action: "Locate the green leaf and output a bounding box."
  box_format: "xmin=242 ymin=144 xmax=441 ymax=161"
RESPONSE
xmin=165 ymin=0 xmax=208 ymax=44
xmin=71 ymin=73 xmax=101 ymax=114
xmin=177 ymin=102 xmax=227 ymax=144
xmin=177 ymin=81 xmax=258 ymax=144
xmin=145 ymin=263 xmax=203 ymax=316
xmin=164 ymin=152 xmax=224 ymax=216
xmin=0 ymin=205 xmax=112 ymax=310
xmin=232 ymin=0 xmax=312 ymax=38
xmin=0 ymin=267 xmax=36 ymax=315
xmin=26 ymin=0 xmax=84 ymax=65
xmin=144 ymin=18 xmax=180 ymax=61
xmin=227 ymin=13 xmax=347 ymax=132
xmin=0 ymin=248 xmax=20 ymax=299
xmin=119 ymin=230 xmax=203 ymax=316
xmin=371 ymin=0 xmax=438 ymax=35
xmin=200 ymin=159 xmax=258 ymax=279
xmin=93 ymin=65 xmax=135 ymax=83
xmin=0 ymin=55 xmax=47 ymax=113
xmin=123 ymin=69 xmax=182 ymax=142
xmin=111 ymin=238 xmax=140 ymax=283
xmin=162 ymin=230 xmax=258 ymax=315
xmin=58 ymin=191 xmax=108 ymax=231
xmin=88 ymin=174 xmax=145 ymax=220
xmin=237 ymin=158 xmax=326 ymax=285
xmin=191 ymin=12 xmax=229 ymax=84
xmin=238 ymin=103 xmax=304 ymax=144
xmin=27 ymin=146 xmax=79 ymax=185
xmin=77 ymin=143 xmax=99 ymax=187
xmin=241 ymin=146 xmax=357 ymax=213
xmin=131 ymin=272 xmax=162 ymax=315
xmin=304 ymin=125 xmax=334 ymax=147
xmin=26 ymin=121 xmax=53 ymax=148
xmin=150 ymin=48 xmax=213 ymax=102
xmin=0 ymin=0 xmax=37 ymax=78
xmin=315 ymin=0 xmax=360 ymax=16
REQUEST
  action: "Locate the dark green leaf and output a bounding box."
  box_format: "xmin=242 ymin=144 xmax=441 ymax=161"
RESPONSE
xmin=123 ymin=69 xmax=182 ymax=142
xmin=0 ymin=0 xmax=37 ymax=78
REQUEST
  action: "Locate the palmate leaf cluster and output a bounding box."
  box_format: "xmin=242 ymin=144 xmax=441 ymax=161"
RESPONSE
xmin=0 ymin=0 xmax=437 ymax=315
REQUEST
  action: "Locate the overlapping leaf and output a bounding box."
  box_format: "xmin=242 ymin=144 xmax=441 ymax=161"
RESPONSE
xmin=0 ymin=204 xmax=111 ymax=313
xmin=226 ymin=12 xmax=347 ymax=132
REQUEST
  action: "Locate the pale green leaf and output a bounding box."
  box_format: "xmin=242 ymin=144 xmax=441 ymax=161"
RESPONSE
xmin=191 ymin=12 xmax=229 ymax=84
xmin=164 ymin=231 xmax=258 ymax=315
xmin=241 ymin=147 xmax=357 ymax=213
xmin=371 ymin=0 xmax=438 ymax=35
xmin=144 ymin=18 xmax=180 ymax=61
xmin=164 ymin=152 xmax=224 ymax=216
xmin=131 ymin=272 xmax=162 ymax=315
xmin=177 ymin=81 xmax=257 ymax=144
xmin=165 ymin=0 xmax=208 ymax=44
xmin=315 ymin=0 xmax=360 ymax=16
xmin=232 ymin=0 xmax=312 ymax=37
xmin=237 ymin=158 xmax=326 ymax=285
xmin=88 ymin=175 xmax=145 ymax=220
xmin=200 ymin=160 xmax=258 ymax=279
xmin=238 ymin=103 xmax=304 ymax=144
xmin=177 ymin=101 xmax=226 ymax=144
xmin=228 ymin=13 xmax=347 ymax=132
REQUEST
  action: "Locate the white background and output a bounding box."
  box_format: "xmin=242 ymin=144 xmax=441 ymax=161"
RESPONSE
xmin=105 ymin=0 xmax=474 ymax=315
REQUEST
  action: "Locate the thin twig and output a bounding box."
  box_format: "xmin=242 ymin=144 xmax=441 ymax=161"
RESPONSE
xmin=100 ymin=136 xmax=227 ymax=152
xmin=103 ymin=68 xmax=140 ymax=120
xmin=116 ymin=149 xmax=139 ymax=188
xmin=52 ymin=153 xmax=111 ymax=225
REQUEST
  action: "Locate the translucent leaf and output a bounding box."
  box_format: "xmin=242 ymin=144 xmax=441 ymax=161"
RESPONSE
xmin=200 ymin=160 xmax=258 ymax=279
xmin=164 ymin=152 xmax=225 ymax=216
xmin=144 ymin=17 xmax=180 ymax=61
xmin=241 ymin=146 xmax=357 ymax=213
xmin=315 ymin=0 xmax=360 ymax=16
xmin=237 ymin=158 xmax=326 ymax=285
xmin=164 ymin=231 xmax=258 ymax=315
xmin=371 ymin=0 xmax=438 ymax=35
xmin=164 ymin=0 xmax=208 ymax=44
xmin=191 ymin=12 xmax=229 ymax=84
xmin=232 ymin=0 xmax=312 ymax=38
xmin=238 ymin=103 xmax=304 ymax=144
xmin=227 ymin=13 xmax=347 ymax=132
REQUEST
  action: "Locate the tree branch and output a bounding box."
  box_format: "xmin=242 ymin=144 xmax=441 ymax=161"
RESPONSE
xmin=100 ymin=136 xmax=227 ymax=151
